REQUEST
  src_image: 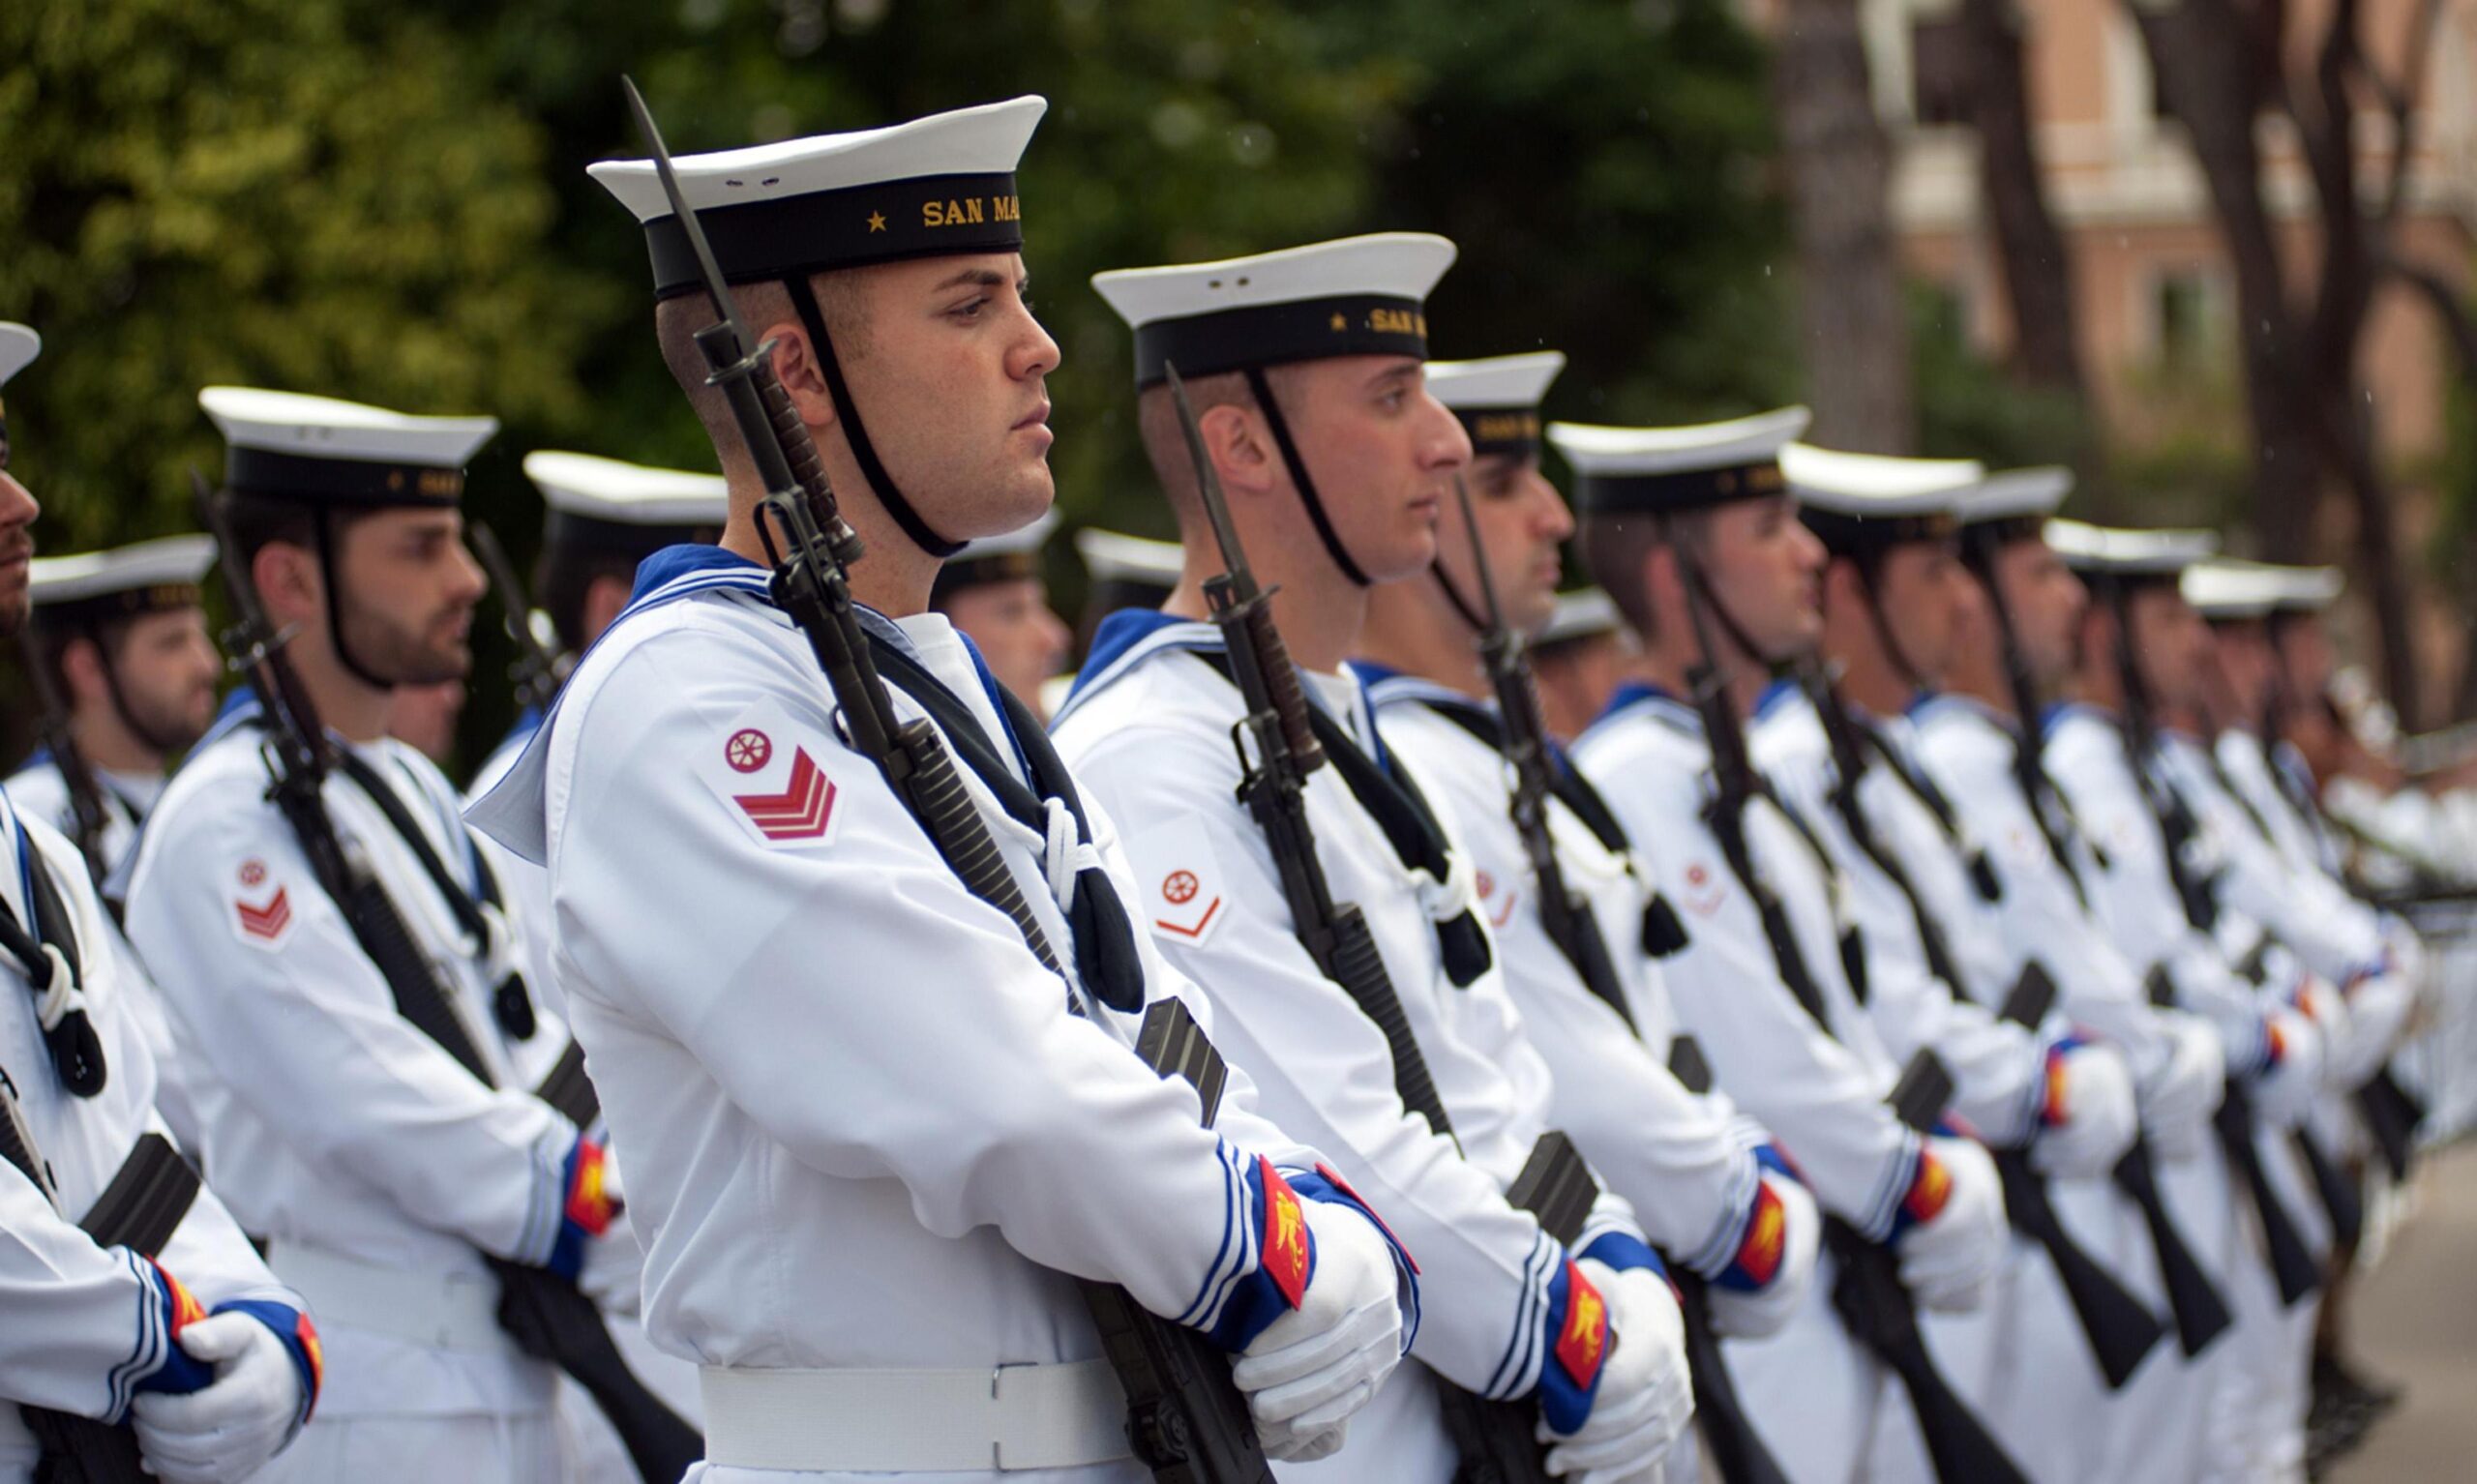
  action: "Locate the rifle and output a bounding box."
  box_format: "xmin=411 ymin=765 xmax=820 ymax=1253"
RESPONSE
xmin=1821 ymin=1051 xmax=2030 ymax=1484
xmin=468 ymin=522 xmax=562 ymax=718
xmin=621 ymin=80 xmax=1273 ymax=1483
xmin=1670 ymin=553 xmax=2020 ymax=1481
xmin=1448 ymin=479 xmax=1788 ymax=1484
xmin=15 ymin=627 xmax=114 ymax=891
xmin=1166 ymin=366 xmax=1575 ymax=1484
xmin=1803 ymin=668 xmax=2160 ymax=1385
xmin=1955 ymin=531 xmax=2089 ymax=904
xmin=195 ymin=470 xmax=701 ymax=1484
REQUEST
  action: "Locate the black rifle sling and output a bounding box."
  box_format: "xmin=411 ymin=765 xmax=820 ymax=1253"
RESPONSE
xmin=864 ymin=637 xmax=1147 ymax=1013
xmin=328 ymin=749 xmax=541 ymax=1045
xmin=1818 ymin=751 xmax=1972 ymax=1007
xmin=1705 ymin=784 xmax=1835 ymax=1027
xmin=1859 ymin=724 xmax=2001 ymax=903
xmin=1199 ymin=653 xmax=1492 ymax=988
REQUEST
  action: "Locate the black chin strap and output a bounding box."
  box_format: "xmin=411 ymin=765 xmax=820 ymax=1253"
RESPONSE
xmin=1855 ymin=560 xmax=1929 ymax=696
xmin=1432 ymin=565 xmax=1486 ymax=634
xmin=787 ymin=278 xmax=963 ymax=560
xmin=315 ymin=507 xmax=400 ymax=692
xmin=1243 ymin=367 xmax=1370 ymax=587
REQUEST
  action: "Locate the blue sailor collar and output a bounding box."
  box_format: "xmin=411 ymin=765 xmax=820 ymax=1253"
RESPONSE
xmin=2039 ymin=698 xmax=2107 ymax=738
xmin=1751 ymin=675 xmax=1803 ymax=723
xmin=1059 ymin=606 xmax=1386 ymax=766
xmin=1355 ymin=661 xmax=1489 ymax=719
xmin=1590 ymin=679 xmax=1701 ymax=739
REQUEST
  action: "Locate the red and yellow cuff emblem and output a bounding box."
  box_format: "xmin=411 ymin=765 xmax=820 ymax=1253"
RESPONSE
xmin=1259 ymin=1156 xmax=1310 ymax=1310
xmin=149 ymin=1258 xmax=206 ymax=1338
xmin=1736 ymin=1183 xmax=1787 ymax=1288
xmin=2043 ymin=1050 xmax=2073 ymax=1127
xmin=1554 ymin=1259 xmax=1610 ymax=1389
xmin=565 ymin=1141 xmax=618 ymax=1237
xmin=1903 ymin=1149 xmax=1954 ymax=1227
xmin=295 ymin=1311 xmax=325 ymax=1411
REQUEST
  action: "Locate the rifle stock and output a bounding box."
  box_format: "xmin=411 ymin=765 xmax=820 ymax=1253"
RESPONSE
xmin=15 ymin=626 xmax=115 ymax=891
xmin=469 ymin=521 xmax=562 ymax=716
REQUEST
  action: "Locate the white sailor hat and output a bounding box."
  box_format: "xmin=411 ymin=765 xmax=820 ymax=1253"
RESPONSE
xmin=1781 ymin=444 xmax=1983 ymax=552
xmin=2044 ymin=519 xmax=2219 ymax=582
xmin=591 ymin=97 xmax=1046 ymax=299
xmin=2267 ymin=563 xmax=2345 ymax=613
xmin=1548 ymin=406 xmax=1810 ymax=517
xmin=1092 ymin=233 xmax=1457 ymax=388
xmin=933 ymin=509 xmax=1059 ymax=600
xmin=1535 ymin=587 xmax=1623 ymax=651
xmin=2180 ymin=559 xmax=2292 ymax=622
xmin=1425 ymin=352 xmax=1565 ymax=458
xmin=29 ymin=534 xmax=217 ymax=630
xmin=1956 ymin=465 xmax=2074 ymax=535
xmin=1074 ymin=527 xmax=1182 ymax=587
xmin=200 ymin=387 xmax=497 ymax=509
xmin=0 ymin=323 xmax=37 ymax=390
xmin=523 ymin=451 xmax=727 ymax=555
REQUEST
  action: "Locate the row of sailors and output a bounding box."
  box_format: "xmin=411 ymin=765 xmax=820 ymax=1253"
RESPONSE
xmin=0 ymin=87 xmax=2433 ymax=1484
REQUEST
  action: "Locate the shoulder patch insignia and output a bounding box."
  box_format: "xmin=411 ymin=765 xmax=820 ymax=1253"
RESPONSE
xmin=231 ymin=861 xmax=295 ymax=950
xmin=1124 ymin=815 xmax=1229 ymax=949
xmin=1681 ymin=860 xmax=1729 ymax=917
xmin=700 ymin=698 xmax=843 ymax=849
xmin=1476 ymin=865 xmax=1519 ymax=930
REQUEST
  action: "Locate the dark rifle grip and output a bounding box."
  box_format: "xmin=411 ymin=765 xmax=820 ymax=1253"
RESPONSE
xmin=2212 ymin=1087 xmax=2320 ymax=1306
xmin=2110 ymin=1141 xmax=2233 ymax=1355
xmin=1242 ymin=605 xmax=1323 ymax=773
xmin=489 ymin=1261 xmax=702 ymax=1483
xmin=1670 ymin=1273 xmax=1792 ymax=1484
xmin=1990 ymin=1149 xmax=2163 ymax=1389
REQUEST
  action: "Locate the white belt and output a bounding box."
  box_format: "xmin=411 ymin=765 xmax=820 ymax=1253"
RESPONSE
xmin=701 ymin=1359 xmax=1134 ymax=1472
xmin=262 ymin=1239 xmax=513 ymax=1355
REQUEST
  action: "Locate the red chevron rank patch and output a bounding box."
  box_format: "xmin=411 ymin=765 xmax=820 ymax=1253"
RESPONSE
xmin=1554 ymin=1259 xmax=1610 ymax=1389
xmin=1259 ymin=1156 xmax=1310 ymax=1310
xmin=702 ymin=700 xmax=845 ymax=849
xmin=232 ymin=885 xmax=294 ymax=949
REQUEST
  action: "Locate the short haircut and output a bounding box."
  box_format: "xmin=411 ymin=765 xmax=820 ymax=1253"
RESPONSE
xmin=1133 ymin=363 xmax=1305 ymax=535
xmin=654 ymin=272 xmax=872 ymax=469
xmin=35 ymin=615 xmax=135 ymax=699
xmin=1575 ymin=507 xmax=1710 ymax=643
xmin=533 ymin=545 xmax=640 ymax=655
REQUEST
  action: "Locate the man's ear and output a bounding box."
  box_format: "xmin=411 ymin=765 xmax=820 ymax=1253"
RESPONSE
xmin=58 ymin=637 xmax=107 ymax=708
xmin=253 ymin=542 xmax=323 ymax=629
xmin=1820 ymin=555 xmax=1865 ymax=620
xmin=1200 ymin=402 xmax=1277 ymax=497
xmin=761 ymin=317 xmax=840 ymax=432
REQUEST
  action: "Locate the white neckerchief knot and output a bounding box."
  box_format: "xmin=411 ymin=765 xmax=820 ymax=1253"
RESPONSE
xmin=1412 ymin=847 xmax=1477 ymax=925
xmin=1041 ymin=797 xmax=1103 ymax=915
xmin=33 ymin=943 xmax=78 ymax=1030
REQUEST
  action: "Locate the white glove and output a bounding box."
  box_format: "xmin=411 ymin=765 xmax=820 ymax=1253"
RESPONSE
xmin=130 ymin=1312 xmax=305 ymax=1484
xmin=1705 ymin=1172 xmax=1821 ymax=1340
xmin=1230 ymin=1194 xmax=1406 ymax=1461
xmin=2249 ymin=1007 xmax=2325 ymax=1128
xmin=1895 ymin=1136 xmax=2008 ymax=1313
xmin=1539 ymin=1259 xmax=1694 ymax=1484
xmin=2139 ymin=1012 xmax=2225 ymax=1163
xmin=2030 ymin=1042 xmax=2139 ymax=1179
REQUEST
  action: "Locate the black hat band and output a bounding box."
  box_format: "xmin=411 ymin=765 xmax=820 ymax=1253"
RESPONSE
xmin=1801 ymin=506 xmax=1957 ymax=555
xmin=1134 ymin=294 xmax=1427 ymax=386
xmin=35 ymin=583 xmax=204 ymax=632
xmin=1453 ymin=406 xmax=1542 ymax=460
xmin=226 ymin=446 xmax=464 ymax=507
xmin=643 ymin=171 xmax=1024 ymax=297
xmin=544 ymin=509 xmax=721 ymax=558
xmin=1575 ymin=460 xmax=1785 ymax=517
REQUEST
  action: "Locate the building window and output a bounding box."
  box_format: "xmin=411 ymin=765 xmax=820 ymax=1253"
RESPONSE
xmin=2152 ymin=269 xmax=2224 ymax=369
xmin=1911 ymin=16 xmax=1973 ymax=127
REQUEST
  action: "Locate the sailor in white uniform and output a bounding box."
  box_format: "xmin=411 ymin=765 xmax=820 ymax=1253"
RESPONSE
xmin=470 ymin=99 xmax=1419 ymax=1482
xmin=1913 ymin=471 xmax=2248 ymax=1484
xmin=1558 ymin=410 xmax=2011 ymax=1484
xmin=9 ymin=536 xmax=219 ymax=881
xmin=468 ymin=450 xmax=729 ymax=800
xmin=0 ymin=321 xmax=321 ymax=1484
xmin=1058 ymin=240 xmax=1695 ymax=1483
xmin=934 ymin=511 xmax=1072 ymax=720
xmin=1750 ymin=447 xmax=2146 ymax=1482
xmin=122 ymin=388 xmax=642 ymax=1481
xmin=2040 ymin=520 xmax=2332 ymax=1483
xmin=1354 ymin=352 xmax=1823 ymax=1479
xmin=1524 ymin=588 xmax=1631 ymax=745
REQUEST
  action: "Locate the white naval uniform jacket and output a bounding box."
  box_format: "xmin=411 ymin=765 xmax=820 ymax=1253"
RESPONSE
xmin=1908 ymin=696 xmax=2173 ymax=1079
xmin=1359 ymin=669 xmax=1777 ymax=1279
xmin=2040 ymin=705 xmax=2291 ymax=1082
xmin=1054 ymin=615 xmax=1652 ymax=1482
xmin=3 ymin=758 xmax=158 ymax=881
xmin=1573 ymin=684 xmax=1924 ymax=1238
xmin=121 ymin=697 xmax=579 ymax=1421
xmin=0 ymin=789 xmax=308 ymax=1475
xmin=1751 ymin=684 xmax=2050 ymax=1146
xmin=467 ymin=550 xmax=1398 ymax=1484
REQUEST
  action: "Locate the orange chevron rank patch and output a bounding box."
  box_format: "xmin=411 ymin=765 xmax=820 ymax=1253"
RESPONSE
xmin=1554 ymin=1260 xmax=1610 ymax=1389
xmin=1259 ymin=1156 xmax=1310 ymax=1310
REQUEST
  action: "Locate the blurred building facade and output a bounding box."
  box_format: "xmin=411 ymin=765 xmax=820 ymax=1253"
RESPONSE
xmin=1870 ymin=0 xmax=2477 ymax=460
